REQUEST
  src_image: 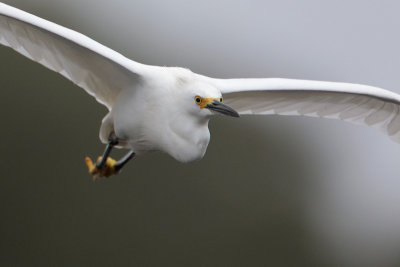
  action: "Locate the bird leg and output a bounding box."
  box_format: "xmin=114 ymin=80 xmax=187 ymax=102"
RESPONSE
xmin=114 ymin=151 xmax=136 ymax=172
xmin=96 ymin=134 xmax=119 ymax=170
xmin=84 ymin=135 xmax=135 ymax=180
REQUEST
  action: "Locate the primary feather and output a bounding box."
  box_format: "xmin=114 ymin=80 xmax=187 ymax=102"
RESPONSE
xmin=199 ymin=77 xmax=400 ymax=143
xmin=0 ymin=2 xmax=151 ymax=109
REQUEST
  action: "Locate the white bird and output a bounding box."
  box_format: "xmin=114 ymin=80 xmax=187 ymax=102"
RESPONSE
xmin=1 ymin=2 xmax=400 ymax=179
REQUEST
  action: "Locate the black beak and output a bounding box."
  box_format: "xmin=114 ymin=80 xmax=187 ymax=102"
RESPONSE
xmin=206 ymin=100 xmax=240 ymax=117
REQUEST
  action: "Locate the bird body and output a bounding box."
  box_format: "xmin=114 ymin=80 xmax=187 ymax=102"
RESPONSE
xmin=105 ymin=67 xmax=216 ymax=162
xmin=1 ymin=2 xmax=400 ymax=177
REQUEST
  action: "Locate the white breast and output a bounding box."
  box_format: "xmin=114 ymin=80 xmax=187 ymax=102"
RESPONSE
xmin=109 ymin=74 xmax=212 ymax=162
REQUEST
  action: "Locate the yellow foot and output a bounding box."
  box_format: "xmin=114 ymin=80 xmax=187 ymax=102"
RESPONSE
xmin=85 ymin=156 xmax=118 ymax=181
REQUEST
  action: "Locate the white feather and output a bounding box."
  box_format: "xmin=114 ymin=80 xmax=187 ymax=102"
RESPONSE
xmin=200 ymin=77 xmax=400 ymax=142
xmin=0 ymin=2 xmax=153 ymax=110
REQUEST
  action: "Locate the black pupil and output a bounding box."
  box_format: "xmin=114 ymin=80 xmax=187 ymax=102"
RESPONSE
xmin=220 ymin=98 xmax=223 ymax=102
xmin=196 ymin=98 xmax=200 ymax=103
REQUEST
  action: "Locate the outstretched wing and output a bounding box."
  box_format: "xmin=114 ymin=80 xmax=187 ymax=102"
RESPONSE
xmin=202 ymin=76 xmax=400 ymax=142
xmin=0 ymin=3 xmax=152 ymax=110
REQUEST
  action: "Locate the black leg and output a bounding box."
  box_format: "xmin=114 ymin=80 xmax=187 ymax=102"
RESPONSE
xmin=96 ymin=134 xmax=119 ymax=170
xmin=114 ymin=151 xmax=135 ymax=172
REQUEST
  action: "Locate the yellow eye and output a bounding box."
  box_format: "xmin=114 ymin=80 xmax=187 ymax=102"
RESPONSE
xmin=195 ymin=96 xmax=201 ymax=103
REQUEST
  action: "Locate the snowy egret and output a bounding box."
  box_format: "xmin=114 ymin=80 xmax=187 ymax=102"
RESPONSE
xmin=1 ymin=3 xmax=400 ymax=179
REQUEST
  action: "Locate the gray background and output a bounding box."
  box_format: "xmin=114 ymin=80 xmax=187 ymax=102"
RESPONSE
xmin=1 ymin=0 xmax=400 ymax=266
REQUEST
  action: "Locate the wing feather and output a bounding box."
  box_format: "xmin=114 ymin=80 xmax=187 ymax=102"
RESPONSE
xmin=201 ymin=77 xmax=400 ymax=142
xmin=0 ymin=3 xmax=152 ymax=109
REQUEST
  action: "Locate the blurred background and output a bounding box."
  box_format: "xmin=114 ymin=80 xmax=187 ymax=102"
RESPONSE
xmin=1 ymin=0 xmax=400 ymax=266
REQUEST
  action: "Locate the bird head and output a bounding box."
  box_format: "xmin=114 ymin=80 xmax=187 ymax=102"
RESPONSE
xmin=185 ymin=82 xmax=239 ymax=119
